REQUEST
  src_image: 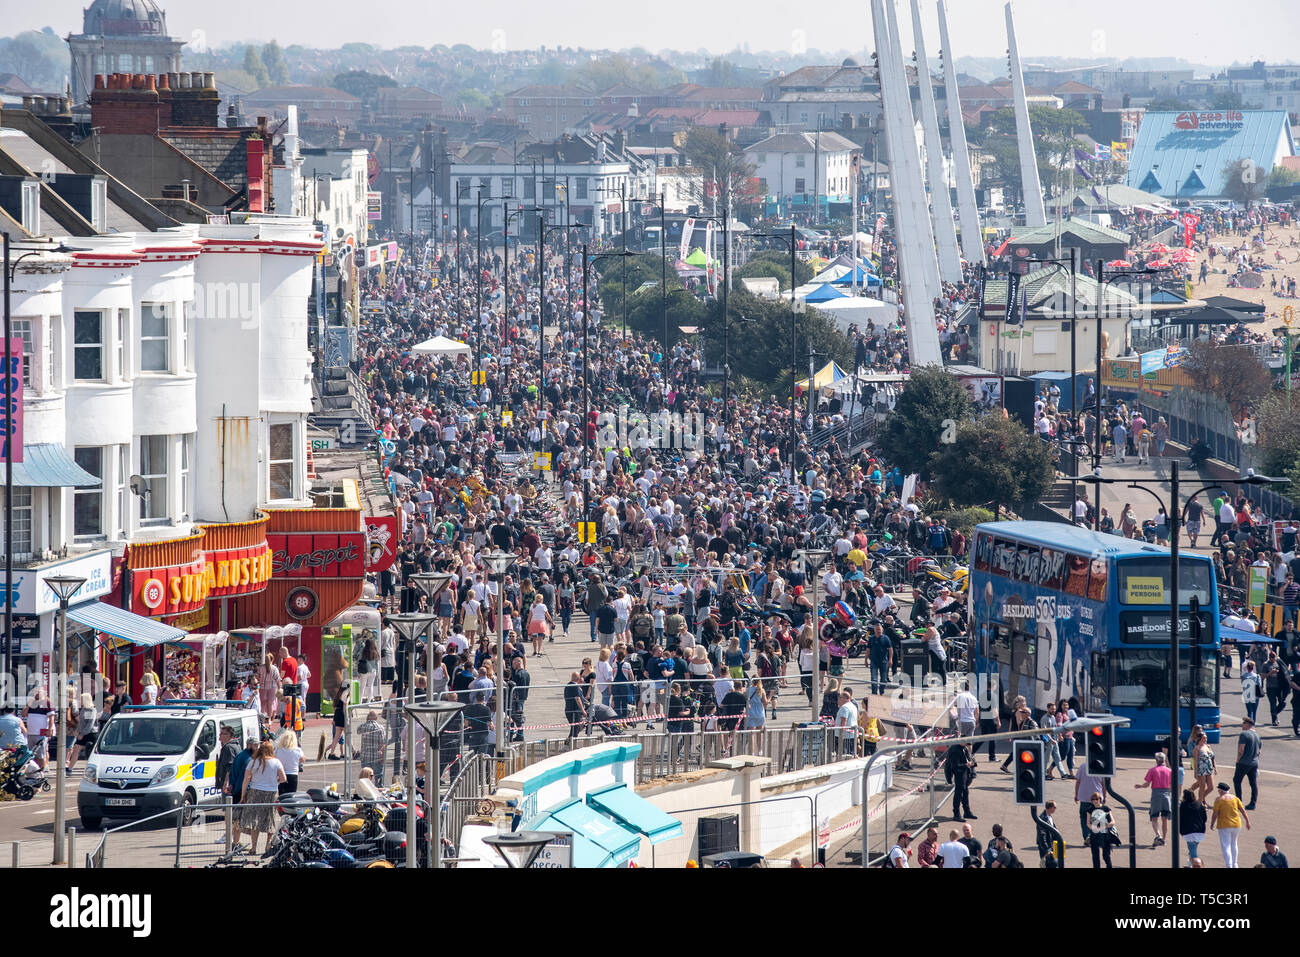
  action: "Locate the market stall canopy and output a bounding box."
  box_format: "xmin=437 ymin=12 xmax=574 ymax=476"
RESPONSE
xmin=68 ymin=602 xmax=185 ymax=648
xmin=684 ymin=247 xmax=710 ymax=267
xmin=830 ymin=266 xmax=881 ymax=286
xmin=804 ymin=283 xmax=847 ymax=303
xmin=411 ymin=335 xmax=471 ymax=356
xmin=796 ymin=360 xmax=850 ymax=394
xmin=1162 ymin=305 xmax=1257 ymax=326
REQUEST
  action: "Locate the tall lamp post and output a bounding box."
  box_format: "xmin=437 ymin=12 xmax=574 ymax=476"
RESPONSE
xmin=481 ymin=551 xmax=515 ymax=765
xmin=482 ymin=829 xmax=554 ymax=868
xmin=475 ymin=187 xmax=493 ymax=378
xmin=406 ymin=700 xmax=463 ymax=868
xmin=578 ymin=244 xmax=635 ymax=521
xmin=1078 ymin=468 xmax=1283 ymax=869
xmin=800 ymin=548 xmax=831 ymax=724
xmin=540 ymin=220 xmax=584 ymax=451
xmin=749 ymin=226 xmax=800 ymax=481
xmin=44 ymin=574 xmax=86 ymax=866
xmin=385 ymin=612 xmax=436 ymax=868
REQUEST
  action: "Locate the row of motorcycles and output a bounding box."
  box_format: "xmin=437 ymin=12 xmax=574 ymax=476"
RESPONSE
xmin=215 ymin=780 xmax=431 ymax=868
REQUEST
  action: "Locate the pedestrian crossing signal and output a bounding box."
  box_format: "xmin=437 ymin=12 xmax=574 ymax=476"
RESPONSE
xmin=576 ymin=521 xmax=598 ymax=543
xmin=472 ymin=370 xmax=486 ymax=385
xmin=1014 ymin=739 xmax=1045 ymax=805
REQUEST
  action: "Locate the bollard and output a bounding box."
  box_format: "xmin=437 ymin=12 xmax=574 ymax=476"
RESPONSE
xmin=66 ymin=827 xmax=76 ymax=869
xmin=10 ymin=841 xmax=18 ymax=869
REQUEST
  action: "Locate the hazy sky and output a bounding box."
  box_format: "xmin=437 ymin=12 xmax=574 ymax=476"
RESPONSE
xmin=17 ymin=0 xmax=1299 ymax=65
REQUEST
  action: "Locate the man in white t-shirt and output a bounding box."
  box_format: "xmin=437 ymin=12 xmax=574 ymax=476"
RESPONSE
xmin=953 ymin=683 xmax=980 ymax=738
xmin=447 ymin=629 xmax=469 ymax=655
xmin=835 ymin=689 xmax=859 ymax=756
xmin=938 ymin=830 xmax=971 ymax=869
xmin=889 ymin=832 xmax=912 ymax=868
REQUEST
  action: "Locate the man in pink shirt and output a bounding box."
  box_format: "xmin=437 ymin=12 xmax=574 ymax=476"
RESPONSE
xmin=1134 ymin=752 xmax=1173 ymax=848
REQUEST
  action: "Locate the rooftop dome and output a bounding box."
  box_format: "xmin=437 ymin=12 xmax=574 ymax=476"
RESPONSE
xmin=83 ymin=0 xmax=168 ymax=37
xmin=842 ymin=57 xmax=860 ymax=67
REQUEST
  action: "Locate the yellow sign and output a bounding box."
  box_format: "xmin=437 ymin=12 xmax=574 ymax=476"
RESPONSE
xmin=576 ymin=521 xmax=598 ymax=544
xmin=1125 ymin=576 xmax=1165 ymax=604
xmin=502 ymin=410 xmax=513 ymax=427
xmin=1100 ymin=358 xmax=1193 ymax=394
xmin=472 ymin=370 xmax=487 ymax=386
xmin=1111 ymin=141 xmax=1128 ymax=154
xmin=533 ymin=452 xmax=552 ymax=471
xmin=170 ymin=606 xmax=211 ymax=631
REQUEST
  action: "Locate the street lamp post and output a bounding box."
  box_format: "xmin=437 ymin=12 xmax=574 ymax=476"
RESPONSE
xmin=578 ymin=245 xmax=635 ymax=522
xmin=482 ymin=829 xmax=554 ymax=868
xmin=749 ymin=226 xmax=800 ymax=482
xmin=406 ymin=700 xmax=464 ymax=869
xmin=800 ymin=548 xmax=831 ymax=724
xmin=481 ymin=551 xmax=515 ymax=766
xmin=44 ymin=574 xmax=86 ymax=866
xmin=1079 ymin=468 xmax=1284 ymax=868
xmin=384 ymin=612 xmax=436 ymax=868
xmin=541 ymin=220 xmax=585 ymax=454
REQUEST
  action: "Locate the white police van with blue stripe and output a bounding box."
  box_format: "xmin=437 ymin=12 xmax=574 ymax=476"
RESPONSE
xmin=78 ymin=702 xmax=261 ymax=830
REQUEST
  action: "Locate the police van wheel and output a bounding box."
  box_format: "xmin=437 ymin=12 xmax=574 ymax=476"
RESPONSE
xmin=80 ymin=816 xmax=103 ymax=831
xmin=180 ymin=791 xmax=197 ymax=826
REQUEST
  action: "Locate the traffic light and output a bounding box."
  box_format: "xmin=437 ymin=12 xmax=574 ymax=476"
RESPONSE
xmin=1085 ymin=720 xmax=1116 ymax=777
xmin=1013 ymin=739 xmax=1045 ymax=806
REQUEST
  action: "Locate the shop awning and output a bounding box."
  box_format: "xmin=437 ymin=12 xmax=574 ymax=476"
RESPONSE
xmin=528 ymin=798 xmax=641 ymax=868
xmin=10 ymin=444 xmax=100 ymax=488
xmin=584 ymin=784 xmax=683 ymax=844
xmin=67 ymin=602 xmax=186 ymax=648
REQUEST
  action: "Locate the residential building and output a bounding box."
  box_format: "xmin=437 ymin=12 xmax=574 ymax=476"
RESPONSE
xmin=375 ymin=86 xmax=445 ymax=121
xmin=242 ymin=85 xmax=363 ymax=125
xmin=745 ymin=130 xmax=859 ymax=210
xmin=502 ymin=85 xmax=596 ymax=141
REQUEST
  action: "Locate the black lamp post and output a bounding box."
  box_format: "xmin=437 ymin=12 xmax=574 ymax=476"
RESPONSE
xmin=748 ymin=226 xmax=800 ymax=482
xmin=1078 ymin=468 xmax=1284 ymax=869
xmin=541 ymin=219 xmax=584 ymax=451
xmin=474 ymin=187 xmax=493 ymax=378
xmin=578 ymin=244 xmax=634 ymax=521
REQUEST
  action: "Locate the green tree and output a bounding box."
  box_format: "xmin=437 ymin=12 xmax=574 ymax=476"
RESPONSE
xmin=1211 ymin=89 xmax=1244 ymax=111
xmin=1269 ymin=164 xmax=1300 ymax=189
xmin=1219 ymin=156 xmax=1267 ymax=208
xmin=928 ymin=416 xmax=1055 ymax=512
xmin=261 ymin=39 xmax=289 ymax=84
xmin=1147 ymin=96 xmax=1192 ymax=112
xmin=879 ymin=367 xmax=974 ymax=477
xmin=732 ymin=251 xmax=813 ymax=291
xmin=681 ymin=126 xmax=760 ymax=215
xmin=242 ymin=45 xmax=269 ymax=88
xmin=332 ymin=70 xmax=397 ymax=104
xmin=988 ymin=105 xmax=1088 ymax=201
xmin=1252 ymin=391 xmax=1300 ymax=477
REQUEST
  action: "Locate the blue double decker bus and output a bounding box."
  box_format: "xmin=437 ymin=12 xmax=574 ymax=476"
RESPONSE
xmin=969 ymin=521 xmax=1221 ymax=743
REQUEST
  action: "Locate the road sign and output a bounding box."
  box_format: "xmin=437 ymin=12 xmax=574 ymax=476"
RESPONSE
xmin=576 ymin=521 xmax=598 ymax=543
xmin=533 ymin=452 xmax=552 ymax=471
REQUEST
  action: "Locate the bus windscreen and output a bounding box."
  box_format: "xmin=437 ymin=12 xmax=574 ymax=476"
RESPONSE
xmin=1116 ymin=558 xmax=1212 ymax=607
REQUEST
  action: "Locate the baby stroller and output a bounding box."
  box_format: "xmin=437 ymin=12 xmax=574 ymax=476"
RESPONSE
xmin=0 ymin=744 xmax=47 ymax=801
xmin=587 ymin=703 xmax=630 ymax=737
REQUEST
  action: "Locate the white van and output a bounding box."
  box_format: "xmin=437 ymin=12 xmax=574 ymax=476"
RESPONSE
xmin=77 ymin=704 xmax=262 ymax=830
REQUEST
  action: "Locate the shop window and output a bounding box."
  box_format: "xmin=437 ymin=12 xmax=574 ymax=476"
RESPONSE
xmin=9 ymin=319 xmax=33 ymax=389
xmin=116 ymin=308 xmax=128 ymax=380
xmin=182 ymin=301 xmax=195 ymax=372
xmin=181 ymin=434 xmax=192 ymax=521
xmin=116 ymin=445 xmax=129 ymax=538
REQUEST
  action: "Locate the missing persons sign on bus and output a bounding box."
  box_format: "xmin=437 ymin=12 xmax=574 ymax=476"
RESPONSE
xmin=1124 ymin=577 xmax=1165 ymax=605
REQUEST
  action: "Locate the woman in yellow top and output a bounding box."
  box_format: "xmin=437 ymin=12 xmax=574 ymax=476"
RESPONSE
xmin=858 ymin=698 xmax=885 ymax=755
xmin=1208 ymin=781 xmax=1251 ymax=868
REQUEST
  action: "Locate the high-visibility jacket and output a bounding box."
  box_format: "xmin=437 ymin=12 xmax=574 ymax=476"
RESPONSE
xmin=282 ymin=695 xmax=304 ymax=733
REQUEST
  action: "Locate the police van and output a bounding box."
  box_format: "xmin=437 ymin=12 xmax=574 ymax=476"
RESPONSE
xmin=78 ymin=702 xmax=262 ymax=830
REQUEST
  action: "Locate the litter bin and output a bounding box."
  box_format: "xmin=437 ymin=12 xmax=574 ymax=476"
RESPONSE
xmin=703 ymin=851 xmax=765 ymax=868
xmin=901 ymin=639 xmax=929 ymax=685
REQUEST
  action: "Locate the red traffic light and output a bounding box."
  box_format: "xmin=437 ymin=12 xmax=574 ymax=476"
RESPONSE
xmin=1090 ymin=726 xmax=1103 ymax=736
xmin=1019 ymin=749 xmax=1036 ymax=764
